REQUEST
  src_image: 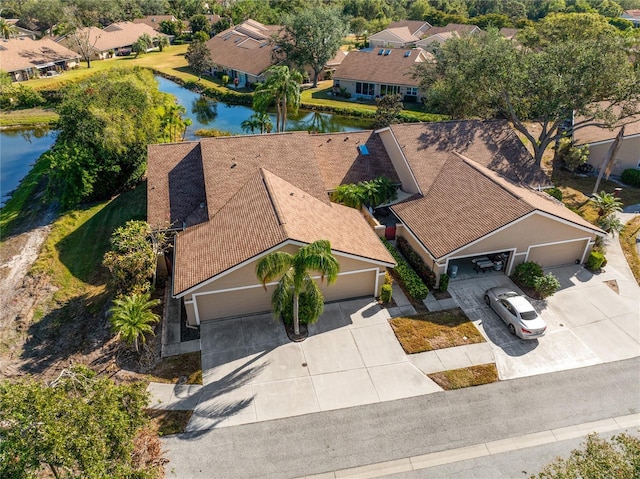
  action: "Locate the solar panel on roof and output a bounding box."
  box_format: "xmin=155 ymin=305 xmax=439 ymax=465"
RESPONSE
xmin=358 ymin=144 xmax=369 ymax=155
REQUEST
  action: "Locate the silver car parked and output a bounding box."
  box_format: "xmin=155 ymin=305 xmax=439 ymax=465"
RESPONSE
xmin=484 ymin=287 xmax=547 ymax=339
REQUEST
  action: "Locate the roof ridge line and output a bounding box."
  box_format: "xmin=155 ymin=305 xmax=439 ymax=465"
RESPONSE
xmin=260 ymin=168 xmax=289 ymax=235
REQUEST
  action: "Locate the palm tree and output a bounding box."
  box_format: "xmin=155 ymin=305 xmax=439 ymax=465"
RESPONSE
xmin=591 ymin=191 xmax=623 ymax=218
xmin=109 ymin=293 xmax=160 ymax=353
xmin=154 ymin=34 xmax=170 ymax=52
xmin=256 ymin=240 xmax=339 ymax=337
xmin=255 ymin=111 xmax=273 ymax=133
xmin=253 ymin=65 xmax=303 ymax=133
xmin=241 ymin=115 xmax=260 ymax=134
xmin=0 ymin=18 xmax=17 ymax=40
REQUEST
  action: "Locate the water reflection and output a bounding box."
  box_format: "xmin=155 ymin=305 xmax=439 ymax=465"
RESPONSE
xmin=192 ymin=96 xmax=218 ymax=125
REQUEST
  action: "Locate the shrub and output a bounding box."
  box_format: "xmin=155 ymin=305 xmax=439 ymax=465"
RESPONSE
xmin=438 ymin=273 xmax=449 ymax=293
xmin=380 ymin=284 xmax=392 ymax=303
xmin=396 ymin=236 xmax=437 ymax=289
xmin=556 ymin=137 xmax=589 ymax=172
xmin=281 ymin=292 xmax=320 ymax=325
xmin=383 ymin=239 xmax=429 ymax=301
xmin=221 ymin=74 xmax=229 ymax=85
xmin=545 ymin=187 xmax=563 ymax=201
xmin=384 ymin=271 xmax=394 ymax=285
xmin=586 ymin=250 xmax=606 ymax=271
xmin=533 ymin=273 xmax=561 ymax=298
xmin=513 ymin=261 xmax=544 ymax=288
xmin=621 ymin=169 xmax=640 ymax=187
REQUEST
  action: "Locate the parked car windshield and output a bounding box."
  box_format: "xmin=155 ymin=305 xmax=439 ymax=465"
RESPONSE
xmin=520 ymin=311 xmax=538 ymax=320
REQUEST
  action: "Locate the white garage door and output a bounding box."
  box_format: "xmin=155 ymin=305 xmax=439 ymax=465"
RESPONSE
xmin=527 ymin=240 xmax=588 ymax=267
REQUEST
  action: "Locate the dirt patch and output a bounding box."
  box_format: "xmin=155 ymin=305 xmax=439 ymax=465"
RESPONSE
xmin=604 ymin=279 xmax=619 ymax=294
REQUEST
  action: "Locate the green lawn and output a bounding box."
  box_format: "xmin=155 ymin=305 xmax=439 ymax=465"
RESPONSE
xmin=0 ymin=108 xmax=59 ymax=127
xmin=31 ymin=183 xmax=147 ymax=307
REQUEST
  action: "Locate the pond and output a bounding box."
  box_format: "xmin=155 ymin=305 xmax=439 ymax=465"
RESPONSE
xmin=1 ymin=77 xmax=372 ymax=208
xmin=155 ymin=76 xmax=372 ymax=140
xmin=0 ymin=128 xmax=56 ymax=207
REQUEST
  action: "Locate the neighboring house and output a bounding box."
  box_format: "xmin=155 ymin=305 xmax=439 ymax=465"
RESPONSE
xmin=499 ymin=27 xmax=519 ymax=40
xmin=0 ymin=37 xmax=79 ymax=82
xmin=204 ymin=19 xmax=282 ymax=87
xmin=147 ymin=120 xmax=603 ymax=326
xmin=332 ymin=47 xmax=431 ymax=102
xmin=387 ymin=20 xmax=432 ymax=37
xmin=58 ymin=21 xmax=171 ymax=59
xmin=5 ymin=19 xmax=38 ymax=39
xmin=368 ymin=26 xmax=421 ymax=48
xmin=422 ymin=23 xmax=481 ymax=36
xmin=414 ymin=23 xmax=481 ymax=51
xmin=621 ymin=9 xmax=640 ymax=27
xmin=573 ymin=115 xmax=640 ymax=175
xmin=133 ymin=15 xmax=179 ymax=32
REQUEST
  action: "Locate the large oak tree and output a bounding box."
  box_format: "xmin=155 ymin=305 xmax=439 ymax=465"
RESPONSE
xmin=415 ymin=15 xmax=640 ymax=167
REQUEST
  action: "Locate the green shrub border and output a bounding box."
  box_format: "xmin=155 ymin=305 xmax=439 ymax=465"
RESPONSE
xmin=382 ymin=239 xmax=428 ymax=301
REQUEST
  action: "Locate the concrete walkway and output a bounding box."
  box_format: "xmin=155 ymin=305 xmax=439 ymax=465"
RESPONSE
xmin=147 ymin=292 xmax=495 ymax=431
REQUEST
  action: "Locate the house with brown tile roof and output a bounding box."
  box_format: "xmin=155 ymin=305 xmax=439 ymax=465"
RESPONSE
xmin=204 ymin=19 xmax=282 ymax=87
xmin=332 ymin=47 xmax=431 ymax=102
xmin=0 ymin=37 xmax=79 ymax=82
xmin=414 ymin=23 xmax=482 ymax=51
xmin=58 ymin=21 xmax=171 ymax=60
xmin=133 ymin=15 xmax=179 ymax=32
xmin=368 ymin=26 xmax=421 ymax=49
xmin=621 ymin=9 xmax=640 ymax=27
xmin=148 ymin=120 xmax=603 ymax=327
xmin=573 ymin=113 xmax=640 ymax=176
xmin=387 ymin=21 xmax=432 ymax=37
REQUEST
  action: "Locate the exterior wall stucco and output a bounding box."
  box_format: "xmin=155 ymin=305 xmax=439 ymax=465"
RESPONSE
xmin=377 ymin=130 xmax=420 ymax=194
xmin=182 ymin=243 xmax=386 ymax=323
xmin=586 ymin=136 xmax=640 ymax=175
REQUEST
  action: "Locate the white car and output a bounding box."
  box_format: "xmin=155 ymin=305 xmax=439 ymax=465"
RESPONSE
xmin=484 ymin=287 xmax=547 ymax=339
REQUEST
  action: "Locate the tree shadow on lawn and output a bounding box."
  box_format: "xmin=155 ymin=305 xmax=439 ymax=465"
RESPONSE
xmin=55 ymin=185 xmax=146 ymax=285
xmin=20 ymin=291 xmax=114 ymax=375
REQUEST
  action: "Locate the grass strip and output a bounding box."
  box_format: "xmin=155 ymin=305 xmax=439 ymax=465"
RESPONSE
xmin=428 ymin=363 xmax=499 ymax=390
xmin=619 ymin=215 xmax=640 ymax=286
xmin=390 ymin=308 xmax=484 ymax=354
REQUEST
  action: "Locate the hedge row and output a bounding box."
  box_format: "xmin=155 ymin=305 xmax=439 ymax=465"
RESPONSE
xmin=395 ymin=236 xmax=437 ymax=289
xmin=382 ymin=239 xmax=429 ymax=301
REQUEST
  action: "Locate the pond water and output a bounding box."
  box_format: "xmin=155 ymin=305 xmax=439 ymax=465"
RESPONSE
xmin=0 ymin=128 xmax=56 ymax=207
xmin=0 ymin=77 xmax=371 ymax=208
xmin=155 ymin=76 xmax=372 ymax=140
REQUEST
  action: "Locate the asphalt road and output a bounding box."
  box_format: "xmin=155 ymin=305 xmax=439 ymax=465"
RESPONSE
xmin=163 ymin=357 xmax=640 ymax=479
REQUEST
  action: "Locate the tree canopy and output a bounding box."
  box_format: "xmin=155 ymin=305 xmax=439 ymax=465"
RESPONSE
xmin=185 ymin=39 xmax=214 ymax=79
xmin=0 ymin=366 xmax=157 ymax=479
xmin=275 ymin=6 xmax=349 ymax=88
xmin=415 ymin=22 xmax=640 ymax=166
xmin=253 ymin=65 xmax=303 ymax=132
xmin=48 ymin=68 xmax=178 ymax=207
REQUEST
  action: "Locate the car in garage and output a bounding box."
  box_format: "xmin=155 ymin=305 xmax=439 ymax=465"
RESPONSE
xmin=484 ymin=288 xmax=547 ymax=339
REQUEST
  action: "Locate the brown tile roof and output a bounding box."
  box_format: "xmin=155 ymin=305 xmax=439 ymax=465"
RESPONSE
xmin=146 ymin=142 xmax=207 ymax=229
xmin=573 ymin=115 xmax=640 ymax=145
xmin=0 ymin=37 xmax=79 ymax=73
xmin=198 ymin=133 xmax=330 ymax=218
xmin=499 ymin=28 xmax=519 ymax=40
xmin=392 ymin=153 xmax=533 ymax=258
xmin=205 ymin=20 xmax=281 ymax=76
xmin=370 ymin=26 xmax=420 ymax=43
xmin=132 ymin=15 xmax=177 ymax=31
xmin=425 ymin=23 xmax=480 ymax=35
xmin=333 ymin=47 xmax=430 ymax=86
xmin=173 ymin=169 xmax=395 ymax=295
xmin=392 ymin=150 xmax=602 ymax=259
xmin=387 ymin=120 xmax=550 ymax=189
xmin=388 ymin=21 xmax=432 ymax=36
xmin=310 ymin=131 xmax=399 ymax=189
xmin=60 ymin=22 xmax=168 ymax=53
xmin=623 ymin=9 xmax=640 ymax=19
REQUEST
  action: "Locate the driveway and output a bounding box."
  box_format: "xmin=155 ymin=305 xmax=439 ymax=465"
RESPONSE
xmin=449 ymin=252 xmax=640 ymax=380
xmin=187 ymin=298 xmax=441 ymax=431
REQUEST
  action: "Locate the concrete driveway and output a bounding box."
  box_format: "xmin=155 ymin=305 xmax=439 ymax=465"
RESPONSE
xmin=187 ymin=298 xmax=441 ymax=431
xmin=449 ymin=258 xmax=639 ymax=380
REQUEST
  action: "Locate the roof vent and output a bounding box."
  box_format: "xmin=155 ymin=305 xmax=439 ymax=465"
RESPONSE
xmin=343 ymin=136 xmax=349 ymax=141
xmin=231 ymin=161 xmax=237 ymax=169
xmin=358 ymin=144 xmax=369 ymax=155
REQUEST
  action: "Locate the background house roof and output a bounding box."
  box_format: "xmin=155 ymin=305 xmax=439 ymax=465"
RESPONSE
xmin=205 ymin=19 xmax=281 ymax=77
xmin=132 ymin=15 xmax=177 ymax=31
xmin=0 ymin=37 xmax=79 ymax=73
xmin=333 ymin=47 xmax=430 ymax=86
xmin=369 ymin=26 xmax=420 ymax=44
xmin=387 ymin=20 xmax=432 ymax=37
xmin=424 ymin=23 xmax=480 ymax=35
xmin=573 ymin=114 xmax=640 ymax=145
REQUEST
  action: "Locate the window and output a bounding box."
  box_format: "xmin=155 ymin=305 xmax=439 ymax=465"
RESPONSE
xmin=406 ymin=87 xmax=419 ymax=96
xmin=380 ymin=84 xmax=400 ymax=96
xmin=355 ymin=82 xmax=375 ymax=96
